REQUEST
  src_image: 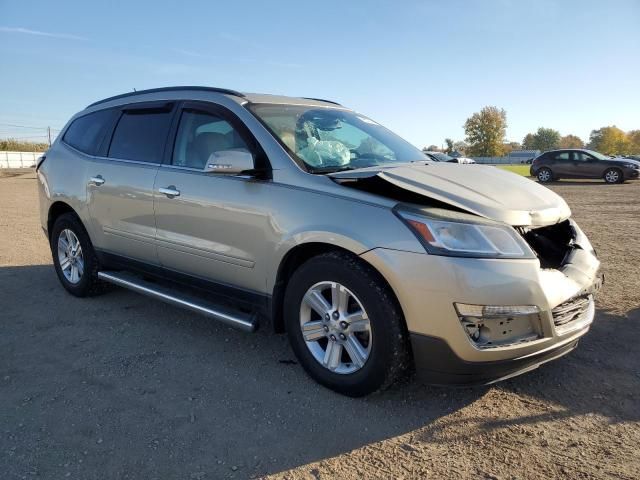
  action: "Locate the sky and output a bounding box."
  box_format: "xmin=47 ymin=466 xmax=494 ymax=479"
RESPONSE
xmin=0 ymin=0 xmax=639 ymax=148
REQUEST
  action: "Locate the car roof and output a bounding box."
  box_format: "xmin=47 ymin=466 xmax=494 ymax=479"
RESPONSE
xmin=86 ymin=86 xmax=345 ymax=110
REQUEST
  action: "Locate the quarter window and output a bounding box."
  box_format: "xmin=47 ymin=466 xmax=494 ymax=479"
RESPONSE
xmin=63 ymin=109 xmax=116 ymax=155
xmin=108 ymin=110 xmax=173 ymax=163
xmin=172 ymin=110 xmax=250 ymax=169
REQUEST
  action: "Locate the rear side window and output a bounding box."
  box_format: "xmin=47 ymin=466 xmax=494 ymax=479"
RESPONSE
xmin=63 ymin=109 xmax=115 ymax=155
xmin=551 ymin=152 xmax=570 ymax=162
xmin=108 ymin=110 xmax=173 ymax=163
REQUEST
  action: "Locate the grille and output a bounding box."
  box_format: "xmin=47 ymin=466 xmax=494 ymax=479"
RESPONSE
xmin=552 ymin=295 xmax=591 ymax=328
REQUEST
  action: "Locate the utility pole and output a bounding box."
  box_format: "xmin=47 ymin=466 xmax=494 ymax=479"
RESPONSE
xmin=47 ymin=126 xmax=52 ymax=146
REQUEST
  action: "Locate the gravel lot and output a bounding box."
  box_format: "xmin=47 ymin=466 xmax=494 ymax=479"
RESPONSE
xmin=1 ymin=169 xmax=639 ymax=479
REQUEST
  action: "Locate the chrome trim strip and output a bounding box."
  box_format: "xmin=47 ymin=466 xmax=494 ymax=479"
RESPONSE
xmin=97 ymin=271 xmax=258 ymax=332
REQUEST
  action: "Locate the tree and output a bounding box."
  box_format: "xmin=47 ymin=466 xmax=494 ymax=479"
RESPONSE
xmin=521 ymin=127 xmax=561 ymax=152
xmin=626 ymin=130 xmax=640 ymax=154
xmin=453 ymin=140 xmax=468 ymax=155
xmin=588 ymin=126 xmax=630 ymax=155
xmin=522 ymin=133 xmax=536 ymax=150
xmin=423 ymin=145 xmax=440 ymax=152
xmin=558 ymin=134 xmax=584 ymax=149
xmin=444 ymin=138 xmax=454 ymax=153
xmin=463 ymin=106 xmax=507 ymax=157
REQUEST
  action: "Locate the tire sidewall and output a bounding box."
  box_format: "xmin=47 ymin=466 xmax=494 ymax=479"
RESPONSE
xmin=284 ymin=255 xmax=403 ymax=396
xmin=50 ymin=214 xmax=97 ymax=296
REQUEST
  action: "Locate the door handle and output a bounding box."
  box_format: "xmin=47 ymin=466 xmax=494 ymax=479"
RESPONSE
xmin=88 ymin=175 xmax=105 ymax=186
xmin=159 ymin=186 xmax=180 ymax=198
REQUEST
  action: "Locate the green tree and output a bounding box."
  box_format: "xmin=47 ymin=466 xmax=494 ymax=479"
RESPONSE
xmin=522 ymin=133 xmax=536 ymax=150
xmin=626 ymin=130 xmax=640 ymax=154
xmin=588 ymin=126 xmax=630 ymax=155
xmin=558 ymin=134 xmax=584 ymax=149
xmin=444 ymin=138 xmax=454 ymax=153
xmin=423 ymin=145 xmax=440 ymax=152
xmin=522 ymin=127 xmax=561 ymax=152
xmin=463 ymin=106 xmax=507 ymax=157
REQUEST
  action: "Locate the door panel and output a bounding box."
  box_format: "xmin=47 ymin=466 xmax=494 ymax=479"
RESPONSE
xmin=550 ymin=151 xmax=572 ymax=176
xmin=153 ymin=169 xmax=270 ymax=292
xmin=86 ymin=159 xmax=160 ymax=263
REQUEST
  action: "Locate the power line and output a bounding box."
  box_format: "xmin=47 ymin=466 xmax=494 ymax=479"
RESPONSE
xmin=0 ymin=122 xmax=63 ymax=130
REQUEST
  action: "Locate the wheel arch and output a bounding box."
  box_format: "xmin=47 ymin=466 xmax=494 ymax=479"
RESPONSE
xmin=270 ymin=242 xmax=406 ymax=335
xmin=47 ymin=201 xmax=79 ymax=239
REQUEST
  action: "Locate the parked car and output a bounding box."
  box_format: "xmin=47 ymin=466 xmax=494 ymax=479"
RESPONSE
xmin=530 ymin=149 xmax=640 ymax=183
xmin=424 ymin=151 xmax=476 ymax=164
xmin=37 ymin=86 xmax=602 ymax=396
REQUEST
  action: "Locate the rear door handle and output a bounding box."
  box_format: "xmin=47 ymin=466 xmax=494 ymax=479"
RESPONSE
xmin=88 ymin=175 xmax=105 ymax=186
xmin=159 ymin=186 xmax=180 ymax=198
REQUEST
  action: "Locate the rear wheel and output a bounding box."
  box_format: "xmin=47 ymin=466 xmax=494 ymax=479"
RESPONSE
xmin=284 ymin=252 xmax=410 ymax=396
xmin=50 ymin=213 xmax=105 ymax=297
xmin=603 ymin=168 xmax=623 ymax=184
xmin=536 ymin=167 xmax=553 ymax=183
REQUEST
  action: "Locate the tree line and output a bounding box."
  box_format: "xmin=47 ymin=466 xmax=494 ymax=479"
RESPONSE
xmin=426 ymin=106 xmax=640 ymax=157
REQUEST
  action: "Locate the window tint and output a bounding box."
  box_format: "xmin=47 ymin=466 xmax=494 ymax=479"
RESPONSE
xmin=63 ymin=109 xmax=115 ymax=155
xmin=574 ymin=152 xmax=594 ymax=162
xmin=172 ymin=110 xmax=250 ymax=169
xmin=552 ymin=152 xmax=570 ymax=161
xmin=108 ymin=110 xmax=173 ymax=163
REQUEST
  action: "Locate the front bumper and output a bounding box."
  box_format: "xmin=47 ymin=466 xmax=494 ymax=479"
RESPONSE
xmin=360 ymin=239 xmax=601 ymax=383
xmin=624 ymin=168 xmax=639 ymax=180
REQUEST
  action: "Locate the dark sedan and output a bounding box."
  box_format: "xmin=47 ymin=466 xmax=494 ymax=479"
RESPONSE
xmin=530 ymin=149 xmax=640 ymax=183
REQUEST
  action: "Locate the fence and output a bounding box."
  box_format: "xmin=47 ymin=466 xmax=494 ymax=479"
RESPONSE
xmin=0 ymin=151 xmax=43 ymax=168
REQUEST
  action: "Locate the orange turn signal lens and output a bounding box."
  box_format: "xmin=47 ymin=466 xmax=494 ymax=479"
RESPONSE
xmin=407 ymin=219 xmax=435 ymax=243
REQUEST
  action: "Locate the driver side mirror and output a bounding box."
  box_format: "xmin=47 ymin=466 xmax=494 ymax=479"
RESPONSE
xmin=203 ymin=149 xmax=255 ymax=175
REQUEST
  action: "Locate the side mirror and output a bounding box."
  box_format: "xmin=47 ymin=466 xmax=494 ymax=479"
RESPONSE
xmin=203 ymin=149 xmax=255 ymax=175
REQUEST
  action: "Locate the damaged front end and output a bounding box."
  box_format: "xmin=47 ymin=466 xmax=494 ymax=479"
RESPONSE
xmin=332 ymin=163 xmax=602 ymax=349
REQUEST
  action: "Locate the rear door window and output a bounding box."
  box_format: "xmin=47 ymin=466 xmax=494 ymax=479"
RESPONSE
xmin=108 ymin=109 xmax=173 ymax=163
xmin=63 ymin=109 xmax=116 ymax=155
xmin=552 ymin=152 xmax=570 ymax=162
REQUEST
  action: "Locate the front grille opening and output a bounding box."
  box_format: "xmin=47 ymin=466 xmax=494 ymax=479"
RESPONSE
xmin=521 ymin=220 xmax=576 ymax=269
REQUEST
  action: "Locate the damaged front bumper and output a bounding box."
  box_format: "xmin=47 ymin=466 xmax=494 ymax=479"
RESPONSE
xmin=360 ymin=219 xmax=602 ymax=385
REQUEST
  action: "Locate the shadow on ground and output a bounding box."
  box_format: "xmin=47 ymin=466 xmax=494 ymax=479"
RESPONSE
xmin=1 ymin=264 xmax=638 ymax=478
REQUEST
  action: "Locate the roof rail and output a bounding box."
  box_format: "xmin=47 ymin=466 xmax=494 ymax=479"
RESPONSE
xmin=86 ymin=86 xmax=246 ymax=108
xmin=302 ymin=97 xmax=342 ymax=106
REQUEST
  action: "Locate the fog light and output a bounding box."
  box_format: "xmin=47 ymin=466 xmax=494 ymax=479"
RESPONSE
xmin=454 ymin=303 xmax=541 ymax=348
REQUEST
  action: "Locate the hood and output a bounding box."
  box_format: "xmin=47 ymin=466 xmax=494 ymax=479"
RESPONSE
xmin=330 ymin=162 xmax=571 ymax=227
xmin=609 ymin=157 xmax=640 ymax=167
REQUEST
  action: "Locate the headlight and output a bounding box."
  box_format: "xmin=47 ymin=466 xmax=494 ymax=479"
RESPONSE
xmin=395 ymin=208 xmax=535 ymax=259
xmin=624 ymin=163 xmax=639 ymax=169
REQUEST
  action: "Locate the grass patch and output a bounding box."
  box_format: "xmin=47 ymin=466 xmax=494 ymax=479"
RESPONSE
xmin=496 ymin=164 xmax=532 ymax=176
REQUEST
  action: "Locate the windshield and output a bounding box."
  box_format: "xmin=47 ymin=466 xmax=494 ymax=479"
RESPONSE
xmin=430 ymin=152 xmax=454 ymax=162
xmin=586 ymin=150 xmax=612 ymax=160
xmin=247 ymin=104 xmax=427 ymax=172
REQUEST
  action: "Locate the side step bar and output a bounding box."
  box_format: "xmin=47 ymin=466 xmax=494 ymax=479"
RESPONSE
xmin=97 ymin=271 xmax=258 ymax=332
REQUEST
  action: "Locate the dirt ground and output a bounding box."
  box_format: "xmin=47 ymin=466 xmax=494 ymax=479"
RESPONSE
xmin=1 ymin=169 xmax=639 ymax=479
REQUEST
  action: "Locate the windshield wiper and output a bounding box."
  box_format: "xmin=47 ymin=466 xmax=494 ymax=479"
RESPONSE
xmin=308 ymin=165 xmax=356 ymax=174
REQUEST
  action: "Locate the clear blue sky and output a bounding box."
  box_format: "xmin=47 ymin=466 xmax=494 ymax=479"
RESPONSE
xmin=1 ymin=0 xmax=638 ymax=148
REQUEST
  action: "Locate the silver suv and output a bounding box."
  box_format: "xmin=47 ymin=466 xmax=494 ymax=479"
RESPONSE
xmin=37 ymin=86 xmax=602 ymax=396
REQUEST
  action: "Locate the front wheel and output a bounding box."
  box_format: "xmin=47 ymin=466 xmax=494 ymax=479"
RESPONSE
xmin=603 ymin=168 xmax=623 ymax=184
xmin=284 ymin=252 xmax=410 ymax=396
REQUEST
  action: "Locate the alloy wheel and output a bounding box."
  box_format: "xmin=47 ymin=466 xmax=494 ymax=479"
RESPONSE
xmin=605 ymin=170 xmax=620 ymax=183
xmin=57 ymin=228 xmax=84 ymax=284
xmin=299 ymin=281 xmax=372 ymax=374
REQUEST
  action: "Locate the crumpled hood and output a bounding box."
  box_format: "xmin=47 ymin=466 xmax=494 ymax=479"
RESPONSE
xmin=330 ymin=162 xmax=571 ymax=227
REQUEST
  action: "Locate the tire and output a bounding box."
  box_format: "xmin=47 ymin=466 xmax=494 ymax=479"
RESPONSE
xmin=50 ymin=213 xmax=105 ymax=297
xmin=284 ymin=251 xmax=410 ymax=397
xmin=536 ymin=167 xmax=553 ymax=183
xmin=603 ymin=168 xmax=623 ymax=184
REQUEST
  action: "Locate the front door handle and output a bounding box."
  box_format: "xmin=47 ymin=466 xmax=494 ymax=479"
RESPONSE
xmin=159 ymin=186 xmax=180 ymax=198
xmin=88 ymin=175 xmax=105 ymax=186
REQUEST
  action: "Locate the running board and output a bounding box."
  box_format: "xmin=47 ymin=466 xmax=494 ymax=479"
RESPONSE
xmin=97 ymin=271 xmax=258 ymax=332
